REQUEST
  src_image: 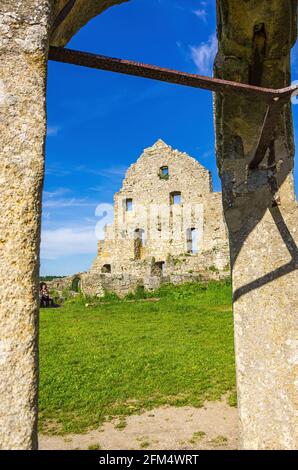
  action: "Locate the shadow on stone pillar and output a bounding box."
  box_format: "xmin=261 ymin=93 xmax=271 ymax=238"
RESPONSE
xmin=214 ymin=0 xmax=298 ymax=449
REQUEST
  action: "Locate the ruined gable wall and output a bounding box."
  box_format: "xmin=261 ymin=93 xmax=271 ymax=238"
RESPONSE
xmin=121 ymin=140 xmax=211 ymax=196
xmin=87 ymin=141 xmax=230 ymax=294
xmin=104 ymin=141 xmax=226 ymax=262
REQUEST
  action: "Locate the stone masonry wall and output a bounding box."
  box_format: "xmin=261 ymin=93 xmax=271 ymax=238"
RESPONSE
xmin=0 ymin=0 xmax=131 ymax=449
xmin=0 ymin=0 xmax=55 ymax=451
xmin=214 ymin=0 xmax=298 ymax=449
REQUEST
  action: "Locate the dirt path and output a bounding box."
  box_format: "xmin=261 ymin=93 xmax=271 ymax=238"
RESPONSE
xmin=39 ymin=400 xmax=238 ymax=450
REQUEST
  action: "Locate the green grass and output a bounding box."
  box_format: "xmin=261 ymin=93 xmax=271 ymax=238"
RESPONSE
xmin=39 ymin=280 xmax=236 ymax=435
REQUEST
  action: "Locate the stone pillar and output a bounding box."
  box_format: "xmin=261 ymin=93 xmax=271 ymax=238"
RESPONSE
xmin=214 ymin=1 xmax=298 ymax=449
xmin=0 ymin=0 xmax=54 ymax=450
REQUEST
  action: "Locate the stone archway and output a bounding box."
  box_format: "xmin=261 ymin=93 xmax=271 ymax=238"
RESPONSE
xmin=71 ymin=275 xmax=81 ymax=292
xmin=0 ymin=0 xmax=297 ymax=450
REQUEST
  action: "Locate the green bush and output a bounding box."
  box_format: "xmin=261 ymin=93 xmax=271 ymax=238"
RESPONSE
xmin=49 ymin=289 xmax=63 ymax=306
xmin=102 ymin=290 xmax=120 ymax=302
xmin=125 ymin=285 xmax=146 ymax=300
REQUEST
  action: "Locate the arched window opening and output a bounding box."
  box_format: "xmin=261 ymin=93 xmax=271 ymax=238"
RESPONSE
xmin=71 ymin=276 xmax=81 ymax=292
xmin=187 ymin=228 xmax=198 ymax=254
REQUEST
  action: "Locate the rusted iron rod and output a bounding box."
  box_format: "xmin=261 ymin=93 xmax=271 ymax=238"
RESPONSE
xmin=49 ymin=47 xmax=297 ymax=101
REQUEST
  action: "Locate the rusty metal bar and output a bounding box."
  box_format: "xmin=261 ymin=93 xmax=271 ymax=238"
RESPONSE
xmin=52 ymin=0 xmax=77 ymax=33
xmin=249 ymin=100 xmax=285 ymax=169
xmin=48 ymin=47 xmax=298 ymax=170
xmin=48 ymin=47 xmax=297 ymax=102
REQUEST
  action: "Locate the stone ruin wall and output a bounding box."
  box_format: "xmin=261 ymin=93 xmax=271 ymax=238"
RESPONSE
xmin=81 ymin=140 xmax=230 ymax=297
xmin=44 ymin=274 xmax=83 ymax=294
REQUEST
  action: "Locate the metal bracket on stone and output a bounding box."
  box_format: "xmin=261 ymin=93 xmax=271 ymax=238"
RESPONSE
xmin=48 ymin=46 xmax=298 ymax=168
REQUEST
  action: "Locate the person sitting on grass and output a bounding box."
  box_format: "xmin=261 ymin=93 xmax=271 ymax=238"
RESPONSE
xmin=40 ymin=282 xmax=53 ymax=308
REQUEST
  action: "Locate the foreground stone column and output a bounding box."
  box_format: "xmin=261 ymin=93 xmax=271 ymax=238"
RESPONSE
xmin=215 ymin=1 xmax=298 ymax=449
xmin=0 ymin=0 xmax=54 ymax=450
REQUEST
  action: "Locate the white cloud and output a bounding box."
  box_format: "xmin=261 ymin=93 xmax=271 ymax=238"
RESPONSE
xmin=89 ymin=185 xmax=107 ymax=193
xmin=43 ymin=187 xmax=96 ymax=209
xmin=75 ymin=164 xmax=127 ymax=180
xmin=101 ymin=166 xmax=127 ymax=178
xmin=43 ymin=211 xmax=51 ymax=220
xmin=190 ymin=33 xmax=218 ymax=75
xmin=43 ymin=198 xmax=95 ymax=209
xmin=43 ymin=188 xmax=70 ymax=199
xmin=45 ymin=164 xmax=71 ymax=177
xmin=193 ymin=9 xmax=207 ymax=23
xmin=41 ymin=226 xmax=97 ymax=260
xmin=201 ymin=149 xmax=213 ymax=159
xmin=47 ymin=125 xmax=60 ymax=137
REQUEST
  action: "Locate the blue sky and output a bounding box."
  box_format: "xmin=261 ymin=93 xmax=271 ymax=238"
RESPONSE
xmin=41 ymin=0 xmax=298 ymax=276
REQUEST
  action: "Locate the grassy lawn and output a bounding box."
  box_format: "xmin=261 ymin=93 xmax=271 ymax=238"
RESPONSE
xmin=39 ymin=280 xmax=236 ymax=434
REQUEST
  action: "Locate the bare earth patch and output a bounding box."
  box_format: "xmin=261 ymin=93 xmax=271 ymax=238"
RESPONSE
xmin=39 ymin=400 xmax=238 ymax=450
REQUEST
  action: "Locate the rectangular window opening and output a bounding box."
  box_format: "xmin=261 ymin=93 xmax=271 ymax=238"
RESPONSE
xmin=154 ymin=261 xmax=165 ymax=276
xmin=125 ymin=198 xmax=133 ymax=211
xmin=170 ymin=191 xmax=181 ymax=205
xmin=160 ymin=166 xmax=169 ymax=179
xmin=187 ymin=228 xmax=199 ymax=254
